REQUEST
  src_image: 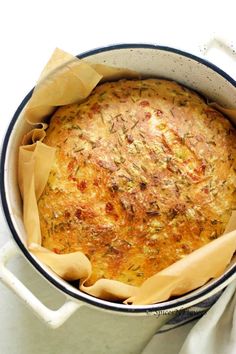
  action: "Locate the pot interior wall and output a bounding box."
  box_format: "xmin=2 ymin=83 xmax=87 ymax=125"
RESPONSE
xmin=82 ymin=46 xmax=236 ymax=111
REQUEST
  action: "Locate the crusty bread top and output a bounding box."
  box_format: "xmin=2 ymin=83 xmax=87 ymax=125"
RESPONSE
xmin=38 ymin=79 xmax=236 ymax=286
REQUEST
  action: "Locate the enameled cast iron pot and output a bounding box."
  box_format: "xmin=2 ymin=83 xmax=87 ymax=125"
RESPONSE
xmin=1 ymin=43 xmax=236 ymax=328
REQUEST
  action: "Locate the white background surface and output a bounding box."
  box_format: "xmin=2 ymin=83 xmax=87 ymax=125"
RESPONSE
xmin=0 ymin=1 xmax=236 ymax=353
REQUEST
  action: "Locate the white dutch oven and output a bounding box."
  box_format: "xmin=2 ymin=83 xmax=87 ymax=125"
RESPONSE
xmin=1 ymin=43 xmax=236 ymax=329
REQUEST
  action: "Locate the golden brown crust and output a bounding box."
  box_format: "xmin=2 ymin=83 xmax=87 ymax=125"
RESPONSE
xmin=38 ymin=79 xmax=236 ymax=286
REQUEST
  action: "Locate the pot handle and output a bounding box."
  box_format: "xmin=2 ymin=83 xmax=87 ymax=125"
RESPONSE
xmin=0 ymin=240 xmax=82 ymax=329
xmin=199 ymin=36 xmax=236 ymax=80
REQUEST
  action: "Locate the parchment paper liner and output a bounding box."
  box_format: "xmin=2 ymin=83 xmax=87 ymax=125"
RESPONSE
xmin=18 ymin=48 xmax=236 ymax=305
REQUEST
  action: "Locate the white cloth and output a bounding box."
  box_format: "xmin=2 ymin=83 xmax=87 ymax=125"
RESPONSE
xmin=142 ymin=280 xmax=236 ymax=354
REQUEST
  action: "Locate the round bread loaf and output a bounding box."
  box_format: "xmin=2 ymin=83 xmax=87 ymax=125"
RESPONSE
xmin=38 ymin=79 xmax=236 ymax=286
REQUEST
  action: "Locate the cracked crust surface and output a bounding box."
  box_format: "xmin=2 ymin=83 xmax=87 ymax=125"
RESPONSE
xmin=38 ymin=79 xmax=236 ymax=286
